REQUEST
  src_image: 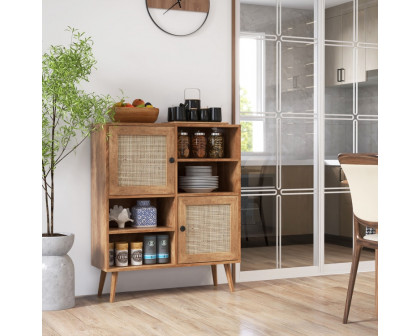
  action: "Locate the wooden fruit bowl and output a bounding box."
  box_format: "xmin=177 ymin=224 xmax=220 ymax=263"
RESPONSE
xmin=113 ymin=107 xmax=159 ymax=123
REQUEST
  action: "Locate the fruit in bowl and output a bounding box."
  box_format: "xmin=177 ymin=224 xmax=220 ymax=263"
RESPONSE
xmin=132 ymin=99 xmax=145 ymax=107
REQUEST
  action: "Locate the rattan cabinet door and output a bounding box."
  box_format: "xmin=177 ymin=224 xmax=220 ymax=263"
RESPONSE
xmin=108 ymin=126 xmax=176 ymax=196
xmin=178 ymin=196 xmax=240 ymax=264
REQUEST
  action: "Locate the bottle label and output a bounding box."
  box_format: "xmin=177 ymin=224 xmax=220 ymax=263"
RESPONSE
xmin=116 ymin=251 xmax=128 ymax=264
xmin=144 ymin=254 xmax=156 ymax=260
xmin=131 ymin=249 xmax=143 ymax=263
xmin=158 ymin=254 xmax=169 ymax=259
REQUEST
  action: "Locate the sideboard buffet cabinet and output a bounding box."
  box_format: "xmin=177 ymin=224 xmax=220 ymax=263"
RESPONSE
xmin=91 ymin=122 xmax=241 ymax=302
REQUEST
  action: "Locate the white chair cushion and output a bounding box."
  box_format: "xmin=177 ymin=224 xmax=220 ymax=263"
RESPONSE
xmin=363 ymin=233 xmax=378 ymax=242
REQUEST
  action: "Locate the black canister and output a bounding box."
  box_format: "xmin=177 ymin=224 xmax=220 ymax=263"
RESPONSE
xmin=184 ymin=88 xmax=201 ymax=110
xmin=157 ymin=235 xmax=170 ymax=264
xmin=173 ymin=105 xmax=187 ymax=121
xmin=188 ymin=108 xmax=199 ymax=121
xmin=143 ymin=235 xmax=157 ymax=265
xmin=199 ymin=108 xmax=210 ymax=121
xmin=209 ymin=107 xmax=222 ymax=122
xmin=168 ymin=107 xmax=176 ymax=121
xmin=185 ymin=99 xmax=200 ymax=110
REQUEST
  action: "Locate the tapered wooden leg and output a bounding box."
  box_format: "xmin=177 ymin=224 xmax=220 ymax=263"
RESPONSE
xmin=211 ymin=265 xmax=218 ymax=286
xmin=98 ymin=271 xmax=107 ymax=297
xmin=110 ymin=272 xmax=119 ymax=303
xmin=375 ymin=249 xmax=378 ymax=316
xmin=231 ymin=264 xmax=236 ymax=284
xmin=224 ymin=264 xmax=234 ymax=292
xmin=343 ymin=244 xmax=362 ymax=324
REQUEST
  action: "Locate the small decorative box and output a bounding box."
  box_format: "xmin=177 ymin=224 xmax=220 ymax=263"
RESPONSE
xmin=131 ymin=200 xmax=157 ymax=227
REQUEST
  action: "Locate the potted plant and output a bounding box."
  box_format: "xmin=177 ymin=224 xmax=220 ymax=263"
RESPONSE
xmin=42 ymin=27 xmax=114 ymax=310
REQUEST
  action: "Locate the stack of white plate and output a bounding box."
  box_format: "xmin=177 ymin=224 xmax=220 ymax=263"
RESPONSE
xmin=179 ymin=166 xmax=219 ymax=193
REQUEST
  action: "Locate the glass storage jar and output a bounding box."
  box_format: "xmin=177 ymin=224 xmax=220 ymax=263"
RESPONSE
xmin=178 ymin=131 xmax=190 ymax=158
xmin=208 ymin=130 xmax=224 ymax=158
xmin=191 ymin=130 xmax=207 ymax=158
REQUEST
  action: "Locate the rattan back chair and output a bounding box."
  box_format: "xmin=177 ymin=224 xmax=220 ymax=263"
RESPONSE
xmin=338 ymin=153 xmax=378 ymax=324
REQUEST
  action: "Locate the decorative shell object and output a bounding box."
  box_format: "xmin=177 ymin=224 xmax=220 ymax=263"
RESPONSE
xmin=109 ymin=205 xmax=134 ymax=229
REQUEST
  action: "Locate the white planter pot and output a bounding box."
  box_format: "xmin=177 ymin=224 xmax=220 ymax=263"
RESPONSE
xmin=42 ymin=232 xmax=75 ymax=311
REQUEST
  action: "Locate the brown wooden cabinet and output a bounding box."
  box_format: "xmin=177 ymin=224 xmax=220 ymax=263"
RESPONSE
xmin=91 ymin=122 xmax=241 ymax=302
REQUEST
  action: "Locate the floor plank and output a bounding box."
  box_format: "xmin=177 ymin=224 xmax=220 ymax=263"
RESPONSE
xmin=43 ymin=272 xmax=377 ymax=335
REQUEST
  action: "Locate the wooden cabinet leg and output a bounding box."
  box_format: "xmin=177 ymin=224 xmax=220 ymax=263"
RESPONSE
xmin=224 ymin=264 xmax=234 ymax=292
xmin=110 ymin=272 xmax=119 ymax=303
xmin=211 ymin=265 xmax=218 ymax=286
xmin=231 ymin=264 xmax=236 ymax=284
xmin=98 ymin=270 xmax=107 ymax=297
xmin=375 ymin=249 xmax=378 ymax=316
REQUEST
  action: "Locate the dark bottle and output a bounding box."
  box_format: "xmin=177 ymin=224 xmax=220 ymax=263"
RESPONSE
xmin=143 ymin=235 xmax=157 ymax=265
xmin=157 ymin=234 xmax=170 ymax=264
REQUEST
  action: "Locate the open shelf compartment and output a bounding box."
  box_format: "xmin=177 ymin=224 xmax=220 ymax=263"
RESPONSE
xmin=109 ymin=197 xmax=176 ymax=232
xmin=109 ymin=231 xmax=176 ymax=269
xmin=177 ymin=161 xmax=240 ymax=194
xmin=176 ymin=125 xmax=240 ymax=160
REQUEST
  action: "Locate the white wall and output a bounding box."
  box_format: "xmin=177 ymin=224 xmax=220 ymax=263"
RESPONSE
xmin=43 ymin=0 xmax=233 ymax=296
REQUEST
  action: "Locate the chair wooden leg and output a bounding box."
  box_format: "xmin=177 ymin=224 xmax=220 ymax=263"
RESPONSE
xmin=343 ymin=244 xmax=363 ymax=324
xmin=98 ymin=270 xmax=107 ymax=297
xmin=211 ymin=265 xmax=218 ymax=286
xmin=375 ymin=249 xmax=378 ymax=316
xmin=110 ymin=272 xmax=119 ymax=303
xmin=224 ymin=264 xmax=234 ymax=292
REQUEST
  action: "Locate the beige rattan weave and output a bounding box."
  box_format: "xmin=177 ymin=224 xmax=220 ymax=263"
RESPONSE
xmin=118 ymin=135 xmax=167 ymax=186
xmin=185 ymin=204 xmax=231 ymax=255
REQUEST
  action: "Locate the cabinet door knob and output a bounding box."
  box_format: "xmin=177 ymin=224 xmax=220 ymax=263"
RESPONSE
xmin=169 ymin=157 xmax=175 ymax=163
xmin=180 ymin=226 xmax=186 ymax=232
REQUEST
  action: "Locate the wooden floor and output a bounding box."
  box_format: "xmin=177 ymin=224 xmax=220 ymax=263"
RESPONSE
xmin=43 ymin=272 xmax=377 ymax=336
xmin=241 ymin=244 xmax=375 ymax=271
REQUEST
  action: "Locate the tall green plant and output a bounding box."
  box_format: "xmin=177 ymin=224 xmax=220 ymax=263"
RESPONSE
xmin=42 ymin=27 xmax=114 ymax=236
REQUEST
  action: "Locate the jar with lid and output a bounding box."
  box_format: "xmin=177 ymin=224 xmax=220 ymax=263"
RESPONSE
xmin=178 ymin=131 xmax=190 ymax=158
xmin=191 ymin=130 xmax=207 ymax=158
xmin=130 ymin=242 xmax=143 ymax=266
xmin=208 ymin=129 xmax=224 ymax=158
xmin=131 ymin=200 xmax=157 ymax=227
xmin=115 ymin=242 xmax=129 ymax=267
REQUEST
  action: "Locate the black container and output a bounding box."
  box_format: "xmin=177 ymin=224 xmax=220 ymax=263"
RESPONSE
xmin=188 ymin=108 xmax=199 ymax=121
xmin=143 ymin=235 xmax=157 ymax=265
xmin=199 ymin=108 xmax=210 ymax=121
xmin=185 ymin=99 xmax=200 ymax=110
xmin=168 ymin=107 xmax=176 ymax=121
xmin=209 ymin=107 xmax=222 ymax=122
xmin=171 ymin=105 xmax=187 ymax=121
xmin=157 ymin=234 xmax=170 ymax=264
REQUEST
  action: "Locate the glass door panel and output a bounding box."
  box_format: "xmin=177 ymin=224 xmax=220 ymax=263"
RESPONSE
xmin=324 ymin=119 xmax=353 ymax=187
xmin=281 ymin=118 xmax=315 ymax=190
xmin=241 ymin=195 xmax=277 ymax=271
xmin=358 ymin=120 xmax=378 ymax=153
xmin=324 ymin=193 xmax=353 ymax=264
xmin=325 ymin=0 xmax=354 ymax=43
xmin=240 ymin=38 xmax=277 ymax=114
xmin=281 ymin=42 xmax=315 ymax=115
xmin=281 ymin=0 xmax=315 ymax=39
xmin=240 ymin=0 xmax=277 ymax=37
xmin=281 ymin=194 xmax=314 ymax=268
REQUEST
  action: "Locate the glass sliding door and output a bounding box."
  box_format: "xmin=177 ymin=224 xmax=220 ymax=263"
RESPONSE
xmin=324 ymin=0 xmax=377 ymax=264
xmin=237 ymin=0 xmax=378 ymax=276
